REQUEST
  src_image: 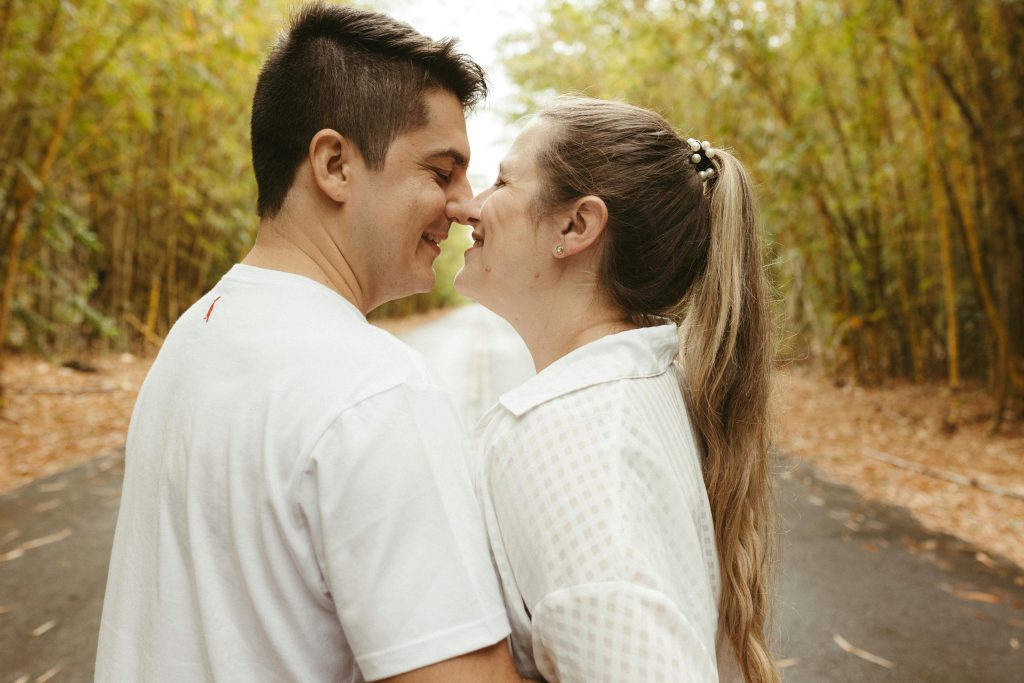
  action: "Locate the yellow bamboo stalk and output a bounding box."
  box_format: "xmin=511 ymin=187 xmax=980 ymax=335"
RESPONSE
xmin=904 ymin=0 xmax=959 ymax=397
xmin=144 ymin=272 xmax=161 ymax=341
xmin=949 ymin=156 xmax=1022 ymax=390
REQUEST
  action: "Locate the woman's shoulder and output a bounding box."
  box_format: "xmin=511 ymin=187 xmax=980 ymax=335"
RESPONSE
xmin=488 ymin=379 xmax=628 ymax=445
xmin=489 ymin=370 xmax=680 ymax=445
xmin=476 ymin=382 xmax=637 ymax=499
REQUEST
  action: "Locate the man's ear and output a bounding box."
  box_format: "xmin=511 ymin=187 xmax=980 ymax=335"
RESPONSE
xmin=308 ymin=129 xmax=359 ymax=204
xmin=560 ymin=195 xmax=608 ymax=257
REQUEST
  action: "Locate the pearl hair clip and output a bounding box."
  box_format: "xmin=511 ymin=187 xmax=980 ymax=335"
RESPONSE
xmin=686 ymin=138 xmax=718 ymax=180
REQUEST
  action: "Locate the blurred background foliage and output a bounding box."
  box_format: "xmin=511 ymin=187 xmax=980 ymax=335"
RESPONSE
xmin=0 ymin=0 xmax=1022 ymax=427
xmin=0 ymin=0 xmax=279 ymax=361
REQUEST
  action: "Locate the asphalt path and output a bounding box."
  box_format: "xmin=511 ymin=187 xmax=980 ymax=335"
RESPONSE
xmin=1 ymin=304 xmax=1022 ymax=681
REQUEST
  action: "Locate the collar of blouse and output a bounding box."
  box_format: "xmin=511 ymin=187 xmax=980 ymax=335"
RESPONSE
xmin=498 ymin=324 xmax=680 ymax=417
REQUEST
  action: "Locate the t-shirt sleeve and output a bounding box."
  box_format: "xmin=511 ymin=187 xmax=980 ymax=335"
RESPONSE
xmin=486 ymin=408 xmax=718 ymax=682
xmin=302 ymin=382 xmax=510 ymax=681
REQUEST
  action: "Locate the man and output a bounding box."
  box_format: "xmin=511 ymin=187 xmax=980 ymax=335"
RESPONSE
xmin=96 ymin=4 xmax=522 ymax=681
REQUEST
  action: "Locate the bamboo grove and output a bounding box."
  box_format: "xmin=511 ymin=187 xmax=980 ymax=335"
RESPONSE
xmin=0 ymin=1 xmax=279 ymax=394
xmin=499 ymin=0 xmax=1024 ymax=426
xmin=1 ymin=1 xmax=1022 ymax=425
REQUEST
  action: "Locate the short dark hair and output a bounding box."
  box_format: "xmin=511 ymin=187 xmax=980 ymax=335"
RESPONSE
xmin=251 ymin=2 xmax=487 ymax=217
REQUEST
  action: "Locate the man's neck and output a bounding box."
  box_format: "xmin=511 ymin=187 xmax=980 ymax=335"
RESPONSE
xmin=242 ymin=210 xmax=368 ymax=313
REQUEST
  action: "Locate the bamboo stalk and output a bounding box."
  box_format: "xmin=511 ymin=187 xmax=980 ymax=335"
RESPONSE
xmin=904 ymin=0 xmax=960 ymax=408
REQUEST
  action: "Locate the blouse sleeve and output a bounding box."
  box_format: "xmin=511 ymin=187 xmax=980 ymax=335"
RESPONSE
xmin=531 ymin=582 xmax=717 ymax=682
xmin=485 ymin=400 xmax=719 ymax=683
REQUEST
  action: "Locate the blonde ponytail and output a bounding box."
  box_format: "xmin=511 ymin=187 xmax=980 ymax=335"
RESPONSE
xmin=682 ymin=149 xmax=779 ymax=683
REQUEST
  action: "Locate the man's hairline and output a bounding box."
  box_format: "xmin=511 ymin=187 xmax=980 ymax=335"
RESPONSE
xmin=366 ymin=86 xmax=475 ymax=173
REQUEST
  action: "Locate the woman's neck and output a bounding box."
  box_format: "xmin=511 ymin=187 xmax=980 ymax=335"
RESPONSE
xmin=512 ymin=297 xmax=636 ymax=372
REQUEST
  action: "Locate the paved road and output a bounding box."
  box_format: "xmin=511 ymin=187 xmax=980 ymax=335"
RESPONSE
xmin=2 ymin=305 xmax=1022 ymax=681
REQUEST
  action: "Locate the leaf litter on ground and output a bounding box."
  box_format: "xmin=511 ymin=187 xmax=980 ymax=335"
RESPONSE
xmin=775 ymin=367 xmax=1024 ymax=571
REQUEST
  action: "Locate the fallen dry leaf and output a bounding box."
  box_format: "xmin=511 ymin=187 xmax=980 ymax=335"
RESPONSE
xmin=832 ymin=634 xmax=895 ymax=669
xmin=35 ymin=664 xmax=63 ymax=683
xmin=1011 ymin=638 xmax=1020 ymax=650
xmin=13 ymin=675 xmax=29 ymax=683
xmin=958 ymin=591 xmax=1002 ymax=605
xmin=775 ymin=657 xmax=800 ymax=669
xmin=975 ymin=552 xmax=998 ymax=570
xmin=30 ymin=620 xmax=57 ymax=637
xmin=0 ymin=547 xmax=25 ymax=563
xmin=19 ymin=528 xmax=71 ymax=552
xmin=937 ymin=583 xmax=1003 ymax=605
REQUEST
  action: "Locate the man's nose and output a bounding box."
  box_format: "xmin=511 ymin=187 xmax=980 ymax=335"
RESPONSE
xmin=446 ymin=176 xmax=479 ymax=226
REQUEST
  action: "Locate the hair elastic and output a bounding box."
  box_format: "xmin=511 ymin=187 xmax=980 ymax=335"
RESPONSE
xmin=686 ymin=139 xmax=718 ymax=180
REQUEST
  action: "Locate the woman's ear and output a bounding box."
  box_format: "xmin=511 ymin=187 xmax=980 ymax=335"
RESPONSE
xmin=559 ymin=195 xmax=608 ymax=257
xmin=308 ymin=129 xmax=359 ymax=204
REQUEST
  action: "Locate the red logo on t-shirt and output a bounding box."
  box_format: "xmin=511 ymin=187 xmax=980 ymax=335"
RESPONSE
xmin=204 ymin=296 xmax=222 ymax=323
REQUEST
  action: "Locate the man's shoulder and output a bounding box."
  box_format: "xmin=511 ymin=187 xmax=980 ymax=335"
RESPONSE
xmin=335 ymin=320 xmax=436 ymax=384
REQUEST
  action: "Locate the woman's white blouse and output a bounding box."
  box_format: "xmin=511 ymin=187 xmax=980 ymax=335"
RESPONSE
xmin=474 ymin=325 xmax=726 ymax=682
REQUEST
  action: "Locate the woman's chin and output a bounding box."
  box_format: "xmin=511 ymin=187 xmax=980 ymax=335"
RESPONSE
xmin=454 ymin=268 xmax=495 ymax=307
xmin=453 ymin=268 xmax=478 ymax=300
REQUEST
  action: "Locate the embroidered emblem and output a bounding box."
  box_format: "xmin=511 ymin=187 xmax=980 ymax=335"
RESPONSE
xmin=204 ymin=296 xmax=222 ymax=323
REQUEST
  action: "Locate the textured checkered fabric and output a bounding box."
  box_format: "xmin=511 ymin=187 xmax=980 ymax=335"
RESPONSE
xmin=474 ymin=325 xmax=725 ymax=682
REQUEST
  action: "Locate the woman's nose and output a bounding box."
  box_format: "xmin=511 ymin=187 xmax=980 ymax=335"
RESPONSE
xmin=447 ymin=187 xmax=482 ymax=227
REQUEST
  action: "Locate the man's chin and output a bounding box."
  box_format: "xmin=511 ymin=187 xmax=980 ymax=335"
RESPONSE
xmin=409 ymin=271 xmax=437 ymax=297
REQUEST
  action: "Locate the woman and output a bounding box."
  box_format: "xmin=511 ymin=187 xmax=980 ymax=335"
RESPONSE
xmin=453 ymin=97 xmax=778 ymax=683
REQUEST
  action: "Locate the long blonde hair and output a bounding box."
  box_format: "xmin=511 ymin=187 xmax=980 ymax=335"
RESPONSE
xmin=535 ymin=97 xmax=779 ymax=683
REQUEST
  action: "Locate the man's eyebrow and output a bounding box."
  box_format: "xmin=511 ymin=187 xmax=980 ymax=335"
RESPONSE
xmin=424 ymin=148 xmax=469 ymax=168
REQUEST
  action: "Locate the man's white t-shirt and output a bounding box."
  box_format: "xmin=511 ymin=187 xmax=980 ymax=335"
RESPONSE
xmin=96 ymin=264 xmax=510 ymax=682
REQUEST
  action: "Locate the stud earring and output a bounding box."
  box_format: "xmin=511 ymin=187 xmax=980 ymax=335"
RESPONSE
xmin=554 ymin=244 xmax=566 ymax=257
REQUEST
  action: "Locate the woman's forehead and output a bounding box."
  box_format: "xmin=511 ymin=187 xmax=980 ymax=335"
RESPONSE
xmin=504 ymin=120 xmax=552 ymax=173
